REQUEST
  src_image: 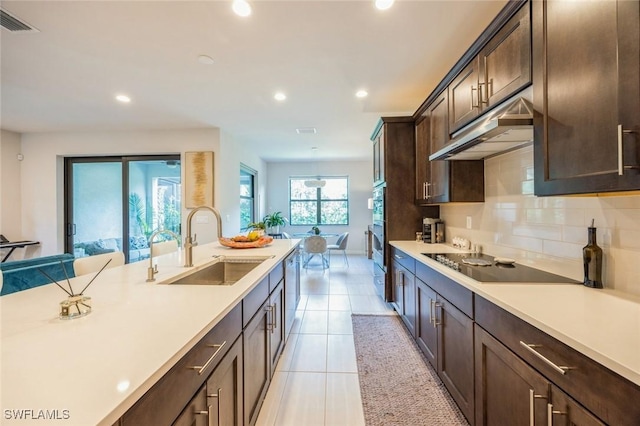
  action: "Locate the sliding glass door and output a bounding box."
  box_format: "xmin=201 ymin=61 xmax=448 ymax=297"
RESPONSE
xmin=65 ymin=155 xmax=181 ymax=263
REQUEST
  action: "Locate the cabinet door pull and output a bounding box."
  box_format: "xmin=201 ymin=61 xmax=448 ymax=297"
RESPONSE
xmin=617 ymin=124 xmax=638 ymax=175
xmin=208 ymin=388 xmax=222 ymax=426
xmin=520 ymin=341 xmax=570 ymax=375
xmin=394 ymin=254 xmax=404 ymax=260
xmin=432 ymin=302 xmax=442 ymax=327
xmin=272 ymin=304 xmax=277 ymax=333
xmin=547 ymin=403 xmax=566 ymax=426
xmin=529 ymin=389 xmax=547 ymax=426
xmin=266 ymin=305 xmax=274 ymax=332
xmin=189 ymin=341 xmax=227 ymax=375
xmin=429 ymin=299 xmax=434 ymax=326
xmin=471 ymin=86 xmax=480 ymax=108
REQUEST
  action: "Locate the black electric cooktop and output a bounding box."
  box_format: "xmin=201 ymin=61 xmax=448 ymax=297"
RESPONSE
xmin=422 ymin=253 xmax=580 ymax=284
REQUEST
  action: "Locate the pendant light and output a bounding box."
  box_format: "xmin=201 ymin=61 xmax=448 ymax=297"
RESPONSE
xmin=304 ymin=147 xmax=326 ymax=188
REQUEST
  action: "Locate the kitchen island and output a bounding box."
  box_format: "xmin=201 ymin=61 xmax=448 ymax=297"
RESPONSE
xmin=1 ymin=239 xmax=299 ymax=426
xmin=391 ymin=240 xmax=640 ymax=425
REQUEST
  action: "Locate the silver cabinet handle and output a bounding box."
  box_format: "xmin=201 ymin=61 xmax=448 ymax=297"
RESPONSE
xmin=189 ymin=341 xmax=227 ymax=375
xmin=547 ymin=403 xmax=566 ymax=426
xmin=618 ymin=124 xmax=637 ymax=175
xmin=266 ymin=305 xmax=274 ymax=332
xmin=432 ymin=302 xmax=442 ymax=327
xmin=395 ymin=270 xmax=404 ymax=286
xmin=272 ymin=304 xmax=277 ymax=333
xmin=520 ymin=341 xmax=570 ymax=375
xmin=208 ymin=388 xmax=222 ymax=426
xmin=425 ymin=182 xmax=431 ymax=200
xmin=470 ymin=86 xmax=480 ymax=108
xmin=394 ymin=254 xmax=404 ymax=260
xmin=429 ymin=299 xmax=434 ymax=326
xmin=529 ymin=389 xmax=547 ymax=426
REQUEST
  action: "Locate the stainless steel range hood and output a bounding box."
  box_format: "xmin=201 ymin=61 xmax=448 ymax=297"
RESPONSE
xmin=429 ymin=97 xmax=534 ymax=161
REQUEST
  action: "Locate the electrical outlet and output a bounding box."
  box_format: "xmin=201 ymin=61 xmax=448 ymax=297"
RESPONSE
xmin=226 ymin=214 xmax=231 ymax=223
xmin=466 ymin=216 xmax=472 ymax=229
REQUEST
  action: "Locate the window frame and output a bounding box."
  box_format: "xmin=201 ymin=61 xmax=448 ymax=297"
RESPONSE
xmin=240 ymin=164 xmax=257 ymax=230
xmin=288 ymin=176 xmax=349 ymax=226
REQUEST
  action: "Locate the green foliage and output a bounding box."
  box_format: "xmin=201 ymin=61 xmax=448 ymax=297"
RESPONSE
xmin=129 ymin=193 xmax=151 ymax=237
xmin=247 ymin=221 xmax=266 ymax=230
xmin=263 ymin=211 xmax=287 ymax=228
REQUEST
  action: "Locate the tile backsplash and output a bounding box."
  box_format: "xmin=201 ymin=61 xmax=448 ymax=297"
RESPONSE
xmin=440 ymin=145 xmax=640 ymax=297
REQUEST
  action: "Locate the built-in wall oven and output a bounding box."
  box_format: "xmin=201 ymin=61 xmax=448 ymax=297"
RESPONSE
xmin=372 ymin=184 xmax=386 ymax=299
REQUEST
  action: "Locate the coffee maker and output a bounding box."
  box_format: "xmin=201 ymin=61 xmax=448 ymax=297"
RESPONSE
xmin=423 ymin=218 xmax=444 ymax=243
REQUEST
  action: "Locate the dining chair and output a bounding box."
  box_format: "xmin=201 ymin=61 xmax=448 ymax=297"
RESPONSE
xmin=73 ymin=251 xmax=125 ymax=276
xmin=327 ymin=232 xmax=349 ymax=267
xmin=302 ymin=236 xmax=328 ymax=270
xmin=281 ymin=232 xmax=292 ymax=239
xmin=151 ymin=240 xmax=178 ymax=257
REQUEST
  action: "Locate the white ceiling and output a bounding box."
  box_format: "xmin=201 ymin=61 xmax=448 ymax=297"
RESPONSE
xmin=0 ymin=0 xmax=507 ymax=162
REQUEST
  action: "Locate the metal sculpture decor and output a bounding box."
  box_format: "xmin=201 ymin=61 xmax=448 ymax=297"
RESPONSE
xmin=37 ymin=259 xmax=111 ymax=319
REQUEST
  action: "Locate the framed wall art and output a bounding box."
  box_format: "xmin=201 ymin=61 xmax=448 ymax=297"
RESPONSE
xmin=184 ymin=151 xmax=214 ymax=208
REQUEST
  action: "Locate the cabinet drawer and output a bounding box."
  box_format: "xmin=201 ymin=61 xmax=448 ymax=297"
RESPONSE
xmin=391 ymin=247 xmax=415 ymax=274
xmin=416 ymin=261 xmax=473 ymax=318
xmin=243 ymin=276 xmax=269 ymax=327
xmin=269 ymin=263 xmax=284 ymax=293
xmin=122 ymin=303 xmax=242 ymax=426
xmin=475 ymin=295 xmax=640 ymax=426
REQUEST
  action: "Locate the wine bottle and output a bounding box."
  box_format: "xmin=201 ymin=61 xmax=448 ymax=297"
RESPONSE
xmin=583 ymin=219 xmax=603 ymax=288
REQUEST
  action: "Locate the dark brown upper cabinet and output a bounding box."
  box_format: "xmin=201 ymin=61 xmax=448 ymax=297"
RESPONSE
xmin=479 ymin=3 xmax=531 ymax=110
xmin=449 ymin=58 xmax=482 ymax=133
xmin=372 ymin=129 xmax=385 ymax=186
xmin=533 ymin=0 xmax=640 ymax=195
xmin=416 ymin=90 xmax=484 ymax=205
xmin=449 ymin=3 xmax=531 ymax=134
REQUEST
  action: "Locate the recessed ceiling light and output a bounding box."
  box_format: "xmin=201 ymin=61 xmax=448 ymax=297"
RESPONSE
xmin=115 ymin=94 xmax=131 ymax=103
xmin=356 ymin=90 xmax=368 ymax=98
xmin=296 ymin=127 xmax=317 ymax=134
xmin=375 ymin=0 xmax=395 ymax=11
xmin=232 ymin=0 xmax=252 ymax=17
xmin=274 ymin=92 xmax=286 ymax=101
xmin=197 ymin=55 xmax=214 ymax=65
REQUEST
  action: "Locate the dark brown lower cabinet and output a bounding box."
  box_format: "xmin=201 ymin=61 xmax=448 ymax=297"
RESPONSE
xmin=415 ymin=279 xmax=437 ymax=367
xmin=475 ymin=324 xmax=549 ymax=426
xmin=415 ymin=278 xmax=474 ymax=424
xmin=206 ymin=337 xmax=243 ymax=426
xmin=391 ymin=259 xmax=417 ymax=337
xmin=173 ymin=386 xmax=208 ymax=426
xmin=548 ymin=385 xmax=604 ymax=426
xmin=475 ymin=325 xmax=604 ymax=426
xmin=243 ymin=300 xmax=270 ymax=426
xmin=269 ymin=279 xmax=285 ymax=374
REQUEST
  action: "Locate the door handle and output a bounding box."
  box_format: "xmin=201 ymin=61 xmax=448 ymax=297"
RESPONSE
xmin=529 ymin=389 xmax=547 ymax=426
xmin=617 ymin=124 xmax=638 ymax=175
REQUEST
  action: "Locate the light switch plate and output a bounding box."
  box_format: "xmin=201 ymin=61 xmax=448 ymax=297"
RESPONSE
xmin=466 ymin=216 xmax=472 ymax=229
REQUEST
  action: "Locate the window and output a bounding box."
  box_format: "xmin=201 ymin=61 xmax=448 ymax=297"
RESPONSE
xmin=240 ymin=165 xmax=256 ymax=230
xmin=289 ymin=177 xmax=349 ymax=225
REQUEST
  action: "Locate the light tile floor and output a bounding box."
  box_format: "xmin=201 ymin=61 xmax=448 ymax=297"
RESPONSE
xmin=256 ymin=254 xmax=395 ymax=426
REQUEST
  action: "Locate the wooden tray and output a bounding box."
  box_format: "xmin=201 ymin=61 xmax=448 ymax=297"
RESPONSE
xmin=219 ymin=236 xmax=273 ymax=249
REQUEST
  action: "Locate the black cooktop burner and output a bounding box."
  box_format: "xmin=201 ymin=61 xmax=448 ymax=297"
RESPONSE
xmin=422 ymin=253 xmax=579 ymax=284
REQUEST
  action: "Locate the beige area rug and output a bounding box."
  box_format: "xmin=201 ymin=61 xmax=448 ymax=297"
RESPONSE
xmin=352 ymin=314 xmax=469 ymax=426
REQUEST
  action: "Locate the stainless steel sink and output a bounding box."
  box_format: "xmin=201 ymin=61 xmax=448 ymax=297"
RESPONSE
xmin=163 ymin=256 xmax=271 ymax=285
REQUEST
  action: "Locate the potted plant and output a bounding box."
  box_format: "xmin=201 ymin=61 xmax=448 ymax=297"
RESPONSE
xmin=263 ymin=212 xmax=287 ymax=235
xmin=311 ymin=226 xmax=321 ymax=235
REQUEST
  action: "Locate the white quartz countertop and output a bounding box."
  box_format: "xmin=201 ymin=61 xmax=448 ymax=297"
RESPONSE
xmin=390 ymin=241 xmax=640 ymax=387
xmin=0 ymin=240 xmax=299 ymax=426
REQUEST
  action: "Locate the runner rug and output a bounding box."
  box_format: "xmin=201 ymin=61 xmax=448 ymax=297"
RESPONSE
xmin=351 ymin=314 xmax=469 ymax=426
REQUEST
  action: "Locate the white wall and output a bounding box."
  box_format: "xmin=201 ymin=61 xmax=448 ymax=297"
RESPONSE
xmin=0 ymin=130 xmax=23 ymax=240
xmin=17 ymin=128 xmax=266 ymax=256
xmin=441 ymin=145 xmax=640 ymax=297
xmin=266 ymin=160 xmax=372 ymax=254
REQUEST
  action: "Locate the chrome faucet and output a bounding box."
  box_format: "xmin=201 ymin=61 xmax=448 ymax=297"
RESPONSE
xmin=185 ymin=206 xmax=223 ymax=267
xmin=146 ymin=229 xmax=181 ymax=282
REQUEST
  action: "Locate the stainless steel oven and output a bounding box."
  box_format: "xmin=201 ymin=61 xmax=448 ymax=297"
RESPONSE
xmin=372 ymin=184 xmax=386 ymax=298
